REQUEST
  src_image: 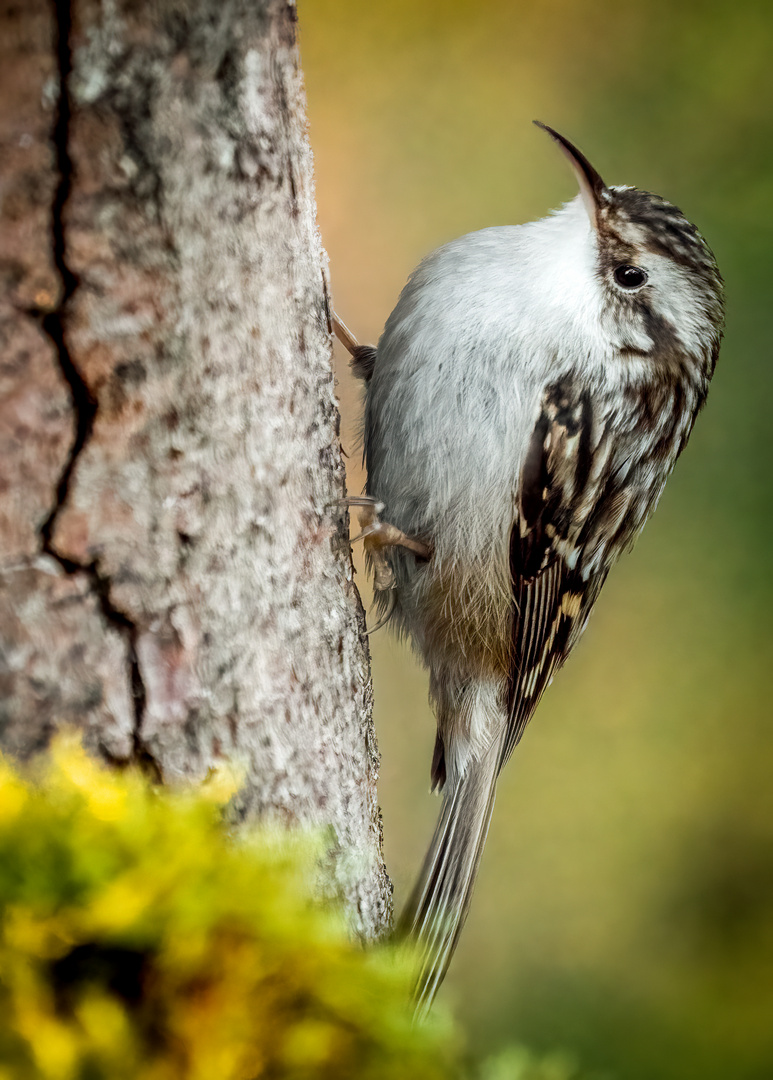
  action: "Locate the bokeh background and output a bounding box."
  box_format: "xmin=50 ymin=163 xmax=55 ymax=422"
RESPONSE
xmin=299 ymin=3 xmax=773 ymax=1077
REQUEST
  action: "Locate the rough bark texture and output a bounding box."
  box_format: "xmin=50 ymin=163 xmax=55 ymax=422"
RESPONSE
xmin=0 ymin=0 xmax=391 ymax=938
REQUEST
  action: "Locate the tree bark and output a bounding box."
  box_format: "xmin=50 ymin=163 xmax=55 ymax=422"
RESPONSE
xmin=0 ymin=0 xmax=391 ymax=939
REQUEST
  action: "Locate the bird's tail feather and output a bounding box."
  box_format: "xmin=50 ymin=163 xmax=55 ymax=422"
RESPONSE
xmin=398 ymin=741 xmax=500 ymax=1018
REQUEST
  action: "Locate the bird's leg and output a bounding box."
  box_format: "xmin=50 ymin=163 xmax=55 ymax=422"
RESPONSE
xmin=332 ymin=312 xmax=359 ymax=354
xmin=328 ymin=309 xmax=430 ymax=585
xmin=355 ymin=500 xmax=431 ymax=590
xmin=335 ymin=496 xmax=431 ymax=590
xmin=332 ymin=312 xmax=378 ymax=380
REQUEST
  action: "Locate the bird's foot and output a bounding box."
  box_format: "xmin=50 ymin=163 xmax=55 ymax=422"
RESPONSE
xmin=332 ymin=313 xmax=377 ymax=380
xmin=332 ymin=312 xmax=359 ymax=354
xmin=353 ymin=500 xmax=431 ymax=590
xmin=336 ymin=496 xmax=431 ymax=591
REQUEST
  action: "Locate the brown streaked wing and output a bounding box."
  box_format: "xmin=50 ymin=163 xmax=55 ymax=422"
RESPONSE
xmin=501 ymin=380 xmax=605 ymax=771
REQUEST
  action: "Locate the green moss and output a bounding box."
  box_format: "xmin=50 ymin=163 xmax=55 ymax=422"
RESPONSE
xmin=0 ymin=737 xmax=456 ymax=1080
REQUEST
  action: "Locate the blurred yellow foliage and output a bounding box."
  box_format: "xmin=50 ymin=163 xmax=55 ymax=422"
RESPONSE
xmin=0 ymin=736 xmax=459 ymax=1080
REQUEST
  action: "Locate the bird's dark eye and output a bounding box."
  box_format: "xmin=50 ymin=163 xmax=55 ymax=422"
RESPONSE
xmin=614 ymin=265 xmax=648 ymax=289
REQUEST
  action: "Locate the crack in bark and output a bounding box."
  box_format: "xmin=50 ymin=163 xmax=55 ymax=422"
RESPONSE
xmin=39 ymin=0 xmax=155 ymax=775
xmin=39 ymin=0 xmax=90 ymax=544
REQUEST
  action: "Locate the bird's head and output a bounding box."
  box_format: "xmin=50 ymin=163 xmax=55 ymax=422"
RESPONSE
xmin=535 ymin=122 xmax=724 ymax=387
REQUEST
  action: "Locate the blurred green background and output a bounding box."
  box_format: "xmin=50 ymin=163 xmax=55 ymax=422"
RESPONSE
xmin=299 ymin=2 xmax=773 ymax=1077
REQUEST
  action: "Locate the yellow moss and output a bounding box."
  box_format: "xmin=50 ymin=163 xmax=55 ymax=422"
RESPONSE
xmin=0 ymin=766 xmax=27 ymax=823
xmin=0 ymin=736 xmax=457 ymax=1080
xmin=17 ymin=1013 xmax=79 ymax=1079
xmin=49 ymin=737 xmax=129 ymax=823
xmin=75 ymin=993 xmax=136 ymax=1065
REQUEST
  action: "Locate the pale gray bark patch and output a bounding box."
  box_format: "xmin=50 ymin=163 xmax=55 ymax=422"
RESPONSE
xmin=0 ymin=0 xmax=391 ymax=938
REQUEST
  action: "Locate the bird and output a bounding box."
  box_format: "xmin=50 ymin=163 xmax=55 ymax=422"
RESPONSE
xmin=335 ymin=122 xmax=724 ymax=1016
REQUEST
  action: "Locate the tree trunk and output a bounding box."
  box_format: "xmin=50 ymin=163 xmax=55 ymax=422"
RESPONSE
xmin=0 ymin=0 xmax=391 ymax=939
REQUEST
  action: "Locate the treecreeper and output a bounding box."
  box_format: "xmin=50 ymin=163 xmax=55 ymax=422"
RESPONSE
xmin=335 ymin=123 xmax=724 ymax=1015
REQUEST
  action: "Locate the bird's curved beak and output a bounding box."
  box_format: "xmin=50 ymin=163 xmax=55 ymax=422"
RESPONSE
xmin=534 ymin=121 xmax=607 ymax=231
